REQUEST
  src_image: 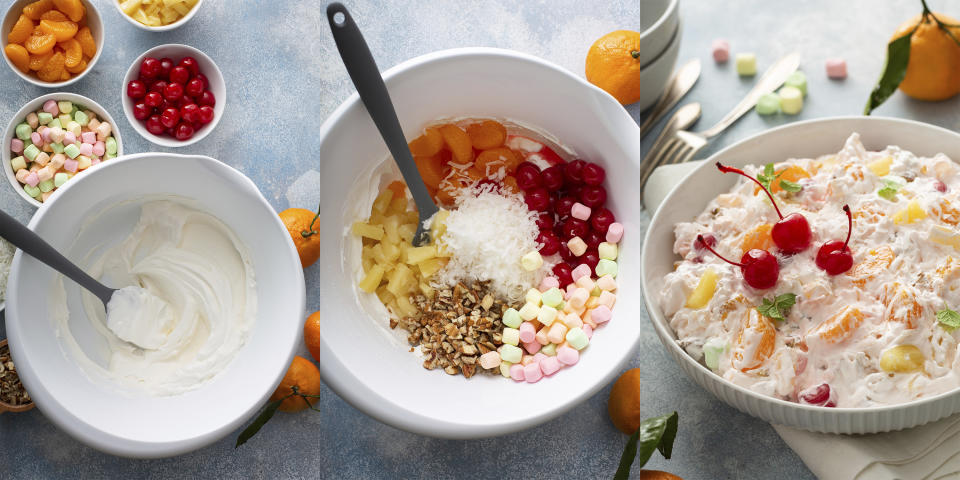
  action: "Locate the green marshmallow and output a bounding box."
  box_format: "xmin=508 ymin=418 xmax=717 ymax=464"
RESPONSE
xmin=785 ymin=71 xmax=807 ymax=96
xmin=595 ymin=259 xmax=618 ymax=278
xmin=106 ymin=152 xmax=117 ymax=159
xmin=541 ymin=343 xmax=557 ymax=356
xmin=37 ymin=112 xmax=53 ymax=125
xmin=54 ymin=172 xmax=68 ymax=188
xmin=756 ymin=93 xmax=781 ymax=115
xmin=502 ymin=308 xmax=522 ymax=328
xmin=57 ymin=101 xmax=73 ymax=114
xmin=23 ymin=184 xmax=40 ymax=198
xmin=105 ymin=137 xmax=117 ymax=154
xmin=23 ymin=144 xmax=39 ymax=162
xmin=48 ymin=118 xmax=61 ymax=129
xmin=73 ymin=110 xmax=89 ymax=127
xmin=15 ymin=123 xmax=32 ymax=141
xmin=11 ymin=156 xmax=26 ymax=171
xmin=38 ymin=179 xmax=54 ymax=193
xmin=703 ymin=338 xmax=727 ymax=371
xmin=541 ymin=287 xmax=564 ymax=308
xmin=51 ymin=142 xmax=64 ymax=154
xmin=565 ymin=327 xmax=589 ymax=350
xmin=64 ymin=143 xmax=80 ymax=159
xmin=500 ymin=344 xmax=522 ymax=363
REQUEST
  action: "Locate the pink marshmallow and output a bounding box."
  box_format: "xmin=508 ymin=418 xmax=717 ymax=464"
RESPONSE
xmin=10 ymin=138 xmax=23 ymax=153
xmin=571 ymin=263 xmax=592 ymax=281
xmin=79 ymin=143 xmax=93 ymax=157
xmin=712 ymin=39 xmax=730 ymax=63
xmin=41 ymin=128 xmax=52 ymax=143
xmin=522 ymin=340 xmax=541 ymax=355
xmin=63 ymin=159 xmax=78 ymax=173
xmin=43 ymin=100 xmax=58 ymax=115
xmin=540 ymin=356 xmax=561 ymax=376
xmin=25 ymin=172 xmax=39 ymax=187
xmin=523 ymin=363 xmax=543 ymax=383
xmin=63 ymin=132 xmax=76 ymax=145
xmin=519 ymin=322 xmax=537 ymax=343
xmin=826 ymin=58 xmax=847 ymax=79
xmin=30 ymin=132 xmax=41 ymax=146
xmin=606 ymin=222 xmax=624 ymax=243
xmin=533 ymin=352 xmax=547 ymax=363
xmin=90 ymin=157 xmax=100 ymax=166
xmin=81 ymin=132 xmax=96 ymax=144
xmin=509 ymin=363 xmax=525 ymax=381
xmin=539 ymin=276 xmax=560 ymax=292
xmin=590 ymin=305 xmax=612 ymax=324
xmin=556 ymin=346 xmax=579 ymax=365
xmin=92 ymin=141 xmax=105 ymax=157
xmin=583 ymin=324 xmax=593 ymax=339
xmin=570 ymin=202 xmax=592 ymax=221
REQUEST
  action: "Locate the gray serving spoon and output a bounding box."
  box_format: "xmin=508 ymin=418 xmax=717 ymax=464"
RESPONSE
xmin=327 ymin=3 xmax=439 ymax=246
xmin=0 ymin=209 xmax=114 ymax=308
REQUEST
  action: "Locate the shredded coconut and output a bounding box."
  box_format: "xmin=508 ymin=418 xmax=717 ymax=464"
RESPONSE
xmin=432 ymin=185 xmax=550 ymax=302
xmin=0 ymin=237 xmax=12 ymax=303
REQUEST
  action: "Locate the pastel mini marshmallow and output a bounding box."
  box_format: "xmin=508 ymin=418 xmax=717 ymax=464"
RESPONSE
xmin=535 ymin=327 xmax=550 ymax=345
xmin=565 ymin=327 xmax=589 ymax=350
xmin=24 ymin=172 xmax=39 ymax=187
xmin=562 ymin=312 xmax=583 ymax=330
xmin=598 ymin=291 xmax=617 ymax=309
xmin=539 ymin=276 xmax=560 ymax=291
xmin=736 ymin=53 xmax=757 ymax=76
xmin=556 ymin=346 xmax=579 ymax=365
xmin=519 ymin=302 xmax=539 ymax=321
xmin=86 ymin=118 xmax=100 ymax=131
xmin=30 ymin=132 xmax=41 ymax=146
xmin=520 ymin=354 xmax=534 ymax=366
xmin=826 ymin=58 xmax=847 ymax=79
xmin=478 ymin=351 xmax=501 ymax=369
xmin=540 ymin=343 xmax=557 ymax=356
xmin=42 ymin=100 xmax=58 ymax=115
xmin=63 ymin=159 xmax=79 ymax=173
xmin=712 ymin=38 xmax=730 ymax=63
xmin=33 ymin=152 xmax=50 ymax=167
xmin=519 ymin=323 xmax=537 ymax=344
xmin=509 ymin=363 xmax=525 ymax=381
xmin=49 ymin=153 xmax=66 ymax=169
xmin=81 ymin=131 xmax=96 ymax=144
xmin=606 ymin=222 xmax=624 ymax=243
xmin=525 ymin=288 xmax=542 ymax=306
xmin=36 ymin=166 xmax=54 ymax=182
xmin=570 ymin=202 xmax=592 ymax=221
xmin=547 ymin=322 xmax=568 ymax=344
xmin=15 ymin=169 xmax=30 ymax=184
xmin=503 ymin=327 xmax=520 ymax=346
xmin=523 ymin=363 xmax=543 ymax=383
xmin=574 ymin=275 xmax=596 ymax=290
xmin=522 ymin=339 xmax=541 ymax=355
xmin=26 ymin=112 xmax=38 ymax=129
xmin=591 ymin=305 xmax=613 ymax=324
xmin=541 ymin=287 xmax=564 ymax=308
xmin=568 ymin=288 xmax=590 ymax=309
xmin=92 ymin=141 xmax=105 ymax=157
xmin=10 ymin=138 xmax=23 ymax=153
xmin=582 ymin=324 xmax=594 ymax=339
xmin=11 ymin=156 xmax=26 ymax=171
xmin=63 ymin=131 xmax=76 ymax=145
xmin=779 ymin=86 xmax=804 ymax=114
xmin=95 ymin=122 xmax=112 ymax=141
xmin=571 ymin=263 xmax=592 ymax=281
xmin=500 ymin=344 xmax=523 ymax=363
xmin=540 ymin=356 xmax=561 ymax=376
xmin=78 ymin=143 xmax=93 ymax=157
xmin=567 ymin=236 xmax=587 ymax=256
xmin=597 ymin=274 xmax=617 ymax=291
xmin=521 ymin=250 xmax=543 ymax=271
xmin=537 ymin=305 xmax=558 ymax=326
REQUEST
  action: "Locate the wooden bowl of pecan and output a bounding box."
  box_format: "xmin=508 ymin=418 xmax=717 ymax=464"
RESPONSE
xmin=0 ymin=339 xmax=34 ymax=413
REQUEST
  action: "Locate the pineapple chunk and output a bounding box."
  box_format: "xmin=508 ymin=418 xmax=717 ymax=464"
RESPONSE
xmin=430 ymin=210 xmax=450 ymax=239
xmin=867 ymin=156 xmax=893 ymax=177
xmin=397 ymin=223 xmax=416 ymax=243
xmin=418 ymin=257 xmax=448 ymax=278
xmin=879 ymin=345 xmax=925 ymax=373
xmin=685 ymin=269 xmax=718 ymax=309
xmin=419 ymin=282 xmax=435 ymax=298
xmin=929 ymin=225 xmax=960 ymax=249
xmin=375 ymin=286 xmax=395 ymax=305
xmin=386 ymin=263 xmax=415 ymax=296
xmin=160 ymin=7 xmax=178 ymax=23
xmin=120 ymin=0 xmax=143 ymax=14
xmin=388 ymin=196 xmax=408 ymax=215
xmin=407 ymin=245 xmax=438 ymax=264
xmin=372 ymin=190 xmax=393 ymax=214
xmin=352 ymin=221 xmax=384 ymax=240
xmin=396 ymin=295 xmax=418 ymax=317
xmin=892 ymin=200 xmax=928 ymax=225
xmin=358 ymin=265 xmax=386 ymax=292
xmin=381 ymin=240 xmax=401 ymax=263
xmin=383 ymin=215 xmax=400 ymax=244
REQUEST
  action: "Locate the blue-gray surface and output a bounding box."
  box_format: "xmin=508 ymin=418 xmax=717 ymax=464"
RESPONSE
xmin=2 ymin=0 xmax=958 ymax=478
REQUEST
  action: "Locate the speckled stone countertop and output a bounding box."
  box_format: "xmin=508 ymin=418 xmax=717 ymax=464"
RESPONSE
xmin=3 ymin=0 xmax=959 ymax=478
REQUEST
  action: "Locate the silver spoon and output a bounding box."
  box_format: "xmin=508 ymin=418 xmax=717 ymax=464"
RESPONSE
xmin=327 ymin=3 xmax=439 ymax=247
xmin=639 ymin=58 xmax=701 ymax=138
xmin=0 ymin=209 xmax=114 ymax=308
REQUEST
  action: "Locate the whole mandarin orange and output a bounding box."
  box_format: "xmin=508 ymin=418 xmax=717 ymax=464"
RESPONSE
xmin=303 ymin=311 xmax=322 ymax=363
xmin=892 ymin=12 xmax=960 ymax=101
xmin=639 ymin=470 xmax=684 ymax=480
xmin=270 ymin=356 xmax=322 ymax=412
xmin=278 ymin=207 xmax=322 ymax=268
xmin=607 ymin=367 xmax=643 ymax=434
xmin=585 ymin=30 xmax=647 ymax=105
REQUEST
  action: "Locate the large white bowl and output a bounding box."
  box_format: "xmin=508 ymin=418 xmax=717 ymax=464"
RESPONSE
xmin=316 ymin=48 xmax=642 ymax=438
xmin=637 ymin=0 xmax=679 ymax=67
xmin=5 ymin=153 xmax=305 ymax=457
xmin=643 ymin=116 xmax=960 ymax=434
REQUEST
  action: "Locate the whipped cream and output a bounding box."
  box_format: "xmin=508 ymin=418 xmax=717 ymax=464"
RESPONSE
xmin=660 ymin=134 xmax=960 ymax=407
xmin=57 ymin=200 xmax=257 ymax=396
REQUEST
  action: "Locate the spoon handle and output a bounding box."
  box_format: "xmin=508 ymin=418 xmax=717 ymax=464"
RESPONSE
xmin=0 ymin=209 xmax=114 ymax=305
xmin=326 ymin=3 xmax=438 ymax=223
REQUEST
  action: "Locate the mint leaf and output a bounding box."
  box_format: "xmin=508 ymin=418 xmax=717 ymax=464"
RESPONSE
xmin=937 ymin=308 xmax=960 ymax=331
xmin=757 ymin=298 xmax=778 ymax=320
xmin=764 ymin=163 xmax=775 ymax=178
xmin=757 ymin=163 xmax=776 ymax=191
xmin=878 ymin=179 xmax=902 ymax=201
xmin=757 ymin=293 xmax=797 ymax=321
xmin=614 ymin=412 xmax=679 ymax=480
xmin=864 ymin=31 xmax=913 ymax=115
xmin=779 ymin=179 xmax=802 ymax=193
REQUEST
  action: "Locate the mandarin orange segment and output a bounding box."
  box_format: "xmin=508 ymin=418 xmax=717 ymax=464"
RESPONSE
xmin=22 ymin=0 xmax=53 ymax=20
xmin=25 ymin=32 xmax=56 ymax=55
xmin=28 ymin=49 xmax=53 ymax=70
xmin=809 ymin=306 xmax=864 ymax=344
xmin=771 ymin=165 xmax=810 ymax=194
xmin=64 ymin=56 xmax=85 ymax=73
xmin=386 ymin=180 xmax=406 ymax=200
xmin=58 ymin=38 xmax=81 ymax=67
xmin=52 ymin=0 xmax=84 ymax=22
xmin=474 ymin=147 xmax=519 ymax=177
xmin=413 ymin=154 xmax=448 ymax=191
xmin=731 ymin=309 xmax=776 ymax=372
xmin=848 ymin=245 xmax=895 ymax=287
xmin=36 ymin=50 xmax=64 ymax=82
xmin=438 ymin=124 xmax=473 ymax=164
xmin=881 ymin=283 xmax=922 ymax=329
xmin=502 ymin=175 xmax=520 ymax=194
xmin=39 ymin=9 xmax=68 ymax=21
xmin=39 ymin=19 xmax=78 ymax=42
xmin=938 ymin=198 xmax=960 ymax=225
xmin=8 ymin=15 xmax=35 ymax=44
xmin=741 ymin=223 xmax=774 ymax=254
xmin=408 ymin=127 xmax=443 ymax=157
xmin=466 ymin=120 xmax=507 ymax=150
xmin=75 ymin=26 xmax=94 ymax=57
xmin=4 ymin=44 xmax=30 ymax=73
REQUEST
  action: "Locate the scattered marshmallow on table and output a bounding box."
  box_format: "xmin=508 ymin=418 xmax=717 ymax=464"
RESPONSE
xmin=826 ymin=58 xmax=847 ymax=79
xmin=736 ymin=53 xmax=757 ymax=76
xmin=784 ymin=71 xmax=807 ymax=96
xmin=756 ymin=93 xmax=780 ymax=115
xmin=712 ymin=39 xmax=730 ymax=63
xmin=779 ymin=86 xmax=804 ymax=114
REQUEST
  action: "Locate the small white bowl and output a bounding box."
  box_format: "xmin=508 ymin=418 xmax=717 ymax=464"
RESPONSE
xmin=120 ymin=44 xmax=225 ymax=148
xmin=5 ymin=152 xmax=305 ymax=457
xmin=114 ymin=0 xmax=203 ymax=32
xmin=1 ymin=0 xmax=105 ymax=88
xmin=635 ymin=20 xmax=681 ymax=111
xmin=3 ymin=92 xmax=124 ymax=208
xmin=643 ymin=116 xmax=960 ymax=434
xmin=636 ymin=0 xmax=679 ymax=67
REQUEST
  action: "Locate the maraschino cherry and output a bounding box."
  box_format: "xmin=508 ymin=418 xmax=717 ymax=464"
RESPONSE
xmin=716 ymin=162 xmax=812 ymax=254
xmin=696 ymin=234 xmax=779 ymax=289
xmin=815 ymin=205 xmax=854 ymax=275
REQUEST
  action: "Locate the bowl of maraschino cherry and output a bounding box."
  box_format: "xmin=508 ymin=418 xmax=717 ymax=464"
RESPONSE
xmin=121 ymin=44 xmax=226 ymax=147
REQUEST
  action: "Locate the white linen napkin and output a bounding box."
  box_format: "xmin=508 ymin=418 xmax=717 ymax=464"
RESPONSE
xmin=644 ymin=161 xmax=960 ymax=480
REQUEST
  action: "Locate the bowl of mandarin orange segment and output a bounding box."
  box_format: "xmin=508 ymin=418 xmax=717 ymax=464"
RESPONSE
xmin=3 ymin=0 xmax=103 ymax=87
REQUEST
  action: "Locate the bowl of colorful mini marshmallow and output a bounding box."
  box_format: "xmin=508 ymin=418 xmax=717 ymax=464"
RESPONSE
xmin=3 ymin=92 xmax=122 ymax=207
xmin=121 ymin=43 xmax=224 ymax=147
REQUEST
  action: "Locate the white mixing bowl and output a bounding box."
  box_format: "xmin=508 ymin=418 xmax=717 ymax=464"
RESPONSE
xmin=315 ymin=48 xmax=642 ymax=438
xmin=643 ymin=116 xmax=960 ymax=434
xmin=5 ymin=153 xmax=305 ymax=457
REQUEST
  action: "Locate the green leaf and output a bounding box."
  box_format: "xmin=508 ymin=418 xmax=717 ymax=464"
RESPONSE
xmin=757 ymin=163 xmax=777 ymax=191
xmin=864 ymin=31 xmax=913 ymax=115
xmin=235 ymin=398 xmax=284 ymax=448
xmin=613 ymin=412 xmax=679 ymax=480
xmin=937 ymin=308 xmax=960 ymax=331
xmin=877 ymin=179 xmax=903 ymax=201
xmin=764 ymin=163 xmax=775 ymax=178
xmin=757 ymin=293 xmax=797 ymax=322
xmin=779 ymin=179 xmax=802 ymax=193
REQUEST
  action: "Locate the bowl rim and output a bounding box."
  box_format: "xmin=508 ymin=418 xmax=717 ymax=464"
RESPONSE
xmin=315 ymin=46 xmax=642 ymax=438
xmin=638 ymin=0 xmax=679 ymax=42
xmin=638 ymin=17 xmax=681 ymax=71
xmin=2 ymin=92 xmax=124 ymax=208
xmin=4 ymin=151 xmax=305 ymax=457
xmin=642 ymin=115 xmax=960 ymax=418
xmin=1 ymin=0 xmax=105 ymax=88
xmin=113 ymin=0 xmax=204 ymax=32
xmin=120 ymin=43 xmax=225 ymax=148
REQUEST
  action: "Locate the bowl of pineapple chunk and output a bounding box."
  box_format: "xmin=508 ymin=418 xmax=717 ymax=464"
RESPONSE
xmin=116 ymin=0 xmax=201 ymax=31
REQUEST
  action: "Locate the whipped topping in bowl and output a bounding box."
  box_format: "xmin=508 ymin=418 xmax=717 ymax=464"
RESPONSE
xmin=660 ymin=133 xmax=960 ymax=408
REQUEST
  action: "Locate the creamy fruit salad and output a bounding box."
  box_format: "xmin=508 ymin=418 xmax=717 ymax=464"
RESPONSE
xmin=660 ymin=133 xmax=960 ymax=407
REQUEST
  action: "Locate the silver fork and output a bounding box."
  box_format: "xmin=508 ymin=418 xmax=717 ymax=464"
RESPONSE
xmin=640 ymin=52 xmax=801 ymax=195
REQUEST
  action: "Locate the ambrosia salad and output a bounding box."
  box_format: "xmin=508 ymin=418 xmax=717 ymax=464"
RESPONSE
xmin=660 ymin=133 xmax=960 ymax=408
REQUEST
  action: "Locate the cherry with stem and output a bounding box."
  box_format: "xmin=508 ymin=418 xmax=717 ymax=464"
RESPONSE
xmin=815 ymin=205 xmax=854 ymax=275
xmin=696 ymin=234 xmax=780 ymax=290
